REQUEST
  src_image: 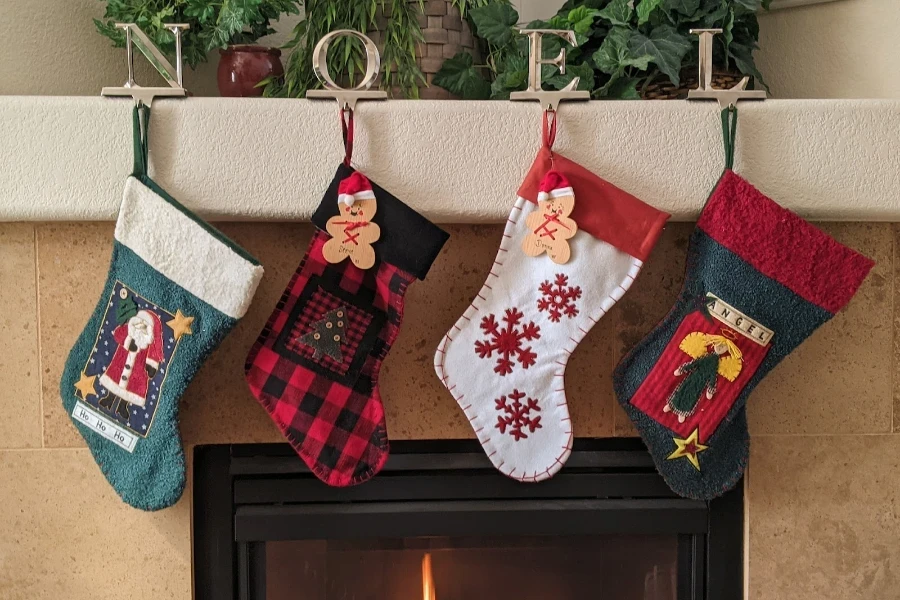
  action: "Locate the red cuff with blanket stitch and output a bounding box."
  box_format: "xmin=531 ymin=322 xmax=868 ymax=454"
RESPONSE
xmin=517 ymin=147 xmax=670 ymax=262
xmin=697 ymin=170 xmax=875 ymax=314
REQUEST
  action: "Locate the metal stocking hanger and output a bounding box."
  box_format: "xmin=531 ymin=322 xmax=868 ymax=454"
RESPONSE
xmin=305 ymin=30 xmax=387 ymax=167
xmin=509 ymin=28 xmax=590 ymax=113
xmin=508 ymin=28 xmax=590 ymax=159
xmin=101 ymin=23 xmax=190 ymax=107
xmin=687 ymin=28 xmax=767 ymax=108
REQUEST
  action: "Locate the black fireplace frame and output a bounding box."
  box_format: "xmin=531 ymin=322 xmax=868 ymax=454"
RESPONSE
xmin=193 ymin=439 xmax=742 ymax=600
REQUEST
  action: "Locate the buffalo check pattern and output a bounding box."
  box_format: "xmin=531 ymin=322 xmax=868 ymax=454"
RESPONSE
xmin=283 ymin=286 xmax=374 ymax=376
xmin=245 ymin=230 xmax=413 ymax=487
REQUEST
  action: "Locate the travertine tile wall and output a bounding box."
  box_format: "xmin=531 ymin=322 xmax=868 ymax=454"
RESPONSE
xmin=0 ymin=221 xmax=895 ymax=600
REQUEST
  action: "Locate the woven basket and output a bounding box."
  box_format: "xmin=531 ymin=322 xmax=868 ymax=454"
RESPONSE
xmin=370 ymin=0 xmax=480 ymax=99
xmin=642 ymin=71 xmax=748 ymax=100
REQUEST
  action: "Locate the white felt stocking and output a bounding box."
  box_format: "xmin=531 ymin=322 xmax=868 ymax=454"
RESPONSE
xmin=435 ymin=157 xmax=668 ymax=482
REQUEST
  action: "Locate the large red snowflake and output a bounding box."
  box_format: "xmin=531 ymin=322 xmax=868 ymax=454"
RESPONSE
xmin=495 ymin=389 xmax=542 ymax=441
xmin=537 ymin=273 xmax=582 ymax=322
xmin=474 ymin=307 xmax=541 ymax=376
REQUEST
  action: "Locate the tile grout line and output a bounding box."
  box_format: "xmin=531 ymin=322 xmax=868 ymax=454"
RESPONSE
xmin=755 ymin=431 xmax=895 ymax=438
xmin=2 ymin=446 xmax=87 ymax=453
xmin=33 ymin=225 xmax=44 ymax=449
xmin=743 ymin=465 xmax=751 ymax=600
xmin=611 ymin=301 xmax=623 ymax=438
xmin=891 ymin=223 xmax=896 ymax=434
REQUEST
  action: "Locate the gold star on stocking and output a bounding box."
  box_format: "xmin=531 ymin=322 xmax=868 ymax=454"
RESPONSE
xmin=74 ymin=372 xmax=97 ymax=400
xmin=167 ymin=310 xmax=194 ymax=341
xmin=667 ymin=428 xmax=708 ymax=471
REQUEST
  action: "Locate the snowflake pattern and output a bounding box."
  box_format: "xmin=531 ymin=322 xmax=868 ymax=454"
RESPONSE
xmin=537 ymin=273 xmax=582 ymax=323
xmin=495 ymin=389 xmax=542 ymax=441
xmin=474 ymin=308 xmax=541 ymax=375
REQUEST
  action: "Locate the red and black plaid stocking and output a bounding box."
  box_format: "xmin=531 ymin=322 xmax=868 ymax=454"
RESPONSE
xmin=245 ymin=165 xmax=448 ymax=486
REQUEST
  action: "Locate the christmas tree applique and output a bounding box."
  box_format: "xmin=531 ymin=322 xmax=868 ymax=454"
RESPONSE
xmin=116 ymin=289 xmax=138 ymax=324
xmin=300 ymin=308 xmax=348 ymax=362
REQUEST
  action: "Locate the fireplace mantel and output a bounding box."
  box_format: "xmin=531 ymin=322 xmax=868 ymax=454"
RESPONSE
xmin=1 ymin=97 xmax=899 ymax=222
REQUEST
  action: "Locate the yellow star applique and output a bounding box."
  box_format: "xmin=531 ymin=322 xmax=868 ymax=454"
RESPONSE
xmin=74 ymin=372 xmax=97 ymax=400
xmin=667 ymin=428 xmax=708 ymax=471
xmin=167 ymin=310 xmax=194 ymax=341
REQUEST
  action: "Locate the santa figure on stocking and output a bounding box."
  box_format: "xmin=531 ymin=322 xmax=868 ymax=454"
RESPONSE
xmin=99 ymin=309 xmax=163 ymax=423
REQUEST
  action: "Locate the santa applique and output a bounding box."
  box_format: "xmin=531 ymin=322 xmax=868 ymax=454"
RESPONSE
xmin=323 ymin=172 xmax=381 ymax=269
xmin=98 ymin=309 xmax=164 ymax=422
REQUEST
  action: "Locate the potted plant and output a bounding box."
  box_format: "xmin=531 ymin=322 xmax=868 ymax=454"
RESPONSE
xmin=435 ymin=0 xmax=771 ymax=100
xmin=95 ymin=0 xmax=301 ymax=96
xmin=264 ymin=0 xmax=486 ymax=99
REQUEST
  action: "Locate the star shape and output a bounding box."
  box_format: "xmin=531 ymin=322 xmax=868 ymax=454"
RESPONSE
xmin=167 ymin=310 xmax=194 ymax=341
xmin=667 ymin=428 xmax=708 ymax=471
xmin=685 ymin=293 xmax=715 ymax=323
xmin=73 ymin=373 xmax=97 ymax=400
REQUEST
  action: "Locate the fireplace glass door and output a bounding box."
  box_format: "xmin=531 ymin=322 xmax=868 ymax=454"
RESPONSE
xmin=193 ymin=440 xmax=742 ymax=600
xmin=266 ymin=535 xmax=678 ymax=600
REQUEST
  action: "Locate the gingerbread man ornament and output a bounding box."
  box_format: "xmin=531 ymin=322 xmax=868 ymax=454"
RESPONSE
xmin=323 ymin=172 xmax=382 ymax=270
xmin=522 ymin=171 xmax=578 ymax=264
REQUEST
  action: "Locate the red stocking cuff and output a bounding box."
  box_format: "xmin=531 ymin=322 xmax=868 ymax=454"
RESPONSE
xmin=517 ymin=147 xmax=670 ymax=261
xmin=697 ymin=170 xmax=875 ymax=314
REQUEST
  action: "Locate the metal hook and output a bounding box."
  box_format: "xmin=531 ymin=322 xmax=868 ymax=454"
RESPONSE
xmin=101 ymin=23 xmax=189 ymax=107
xmin=306 ymin=30 xmax=387 ymax=112
xmin=509 ymin=29 xmax=590 ymax=112
xmin=686 ymin=29 xmax=765 ymax=109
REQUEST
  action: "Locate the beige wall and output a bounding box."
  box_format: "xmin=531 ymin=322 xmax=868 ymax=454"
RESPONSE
xmin=1 ymin=220 xmax=897 ymax=599
xmin=757 ymin=0 xmax=900 ymax=98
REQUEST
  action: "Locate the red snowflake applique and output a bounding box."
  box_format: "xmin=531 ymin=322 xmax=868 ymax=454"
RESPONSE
xmin=474 ymin=308 xmax=541 ymax=376
xmin=537 ymin=273 xmax=582 ymax=323
xmin=495 ymin=389 xmax=542 ymax=441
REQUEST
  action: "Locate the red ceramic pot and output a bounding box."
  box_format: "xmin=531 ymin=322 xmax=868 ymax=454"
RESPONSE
xmin=217 ymin=45 xmax=284 ymax=97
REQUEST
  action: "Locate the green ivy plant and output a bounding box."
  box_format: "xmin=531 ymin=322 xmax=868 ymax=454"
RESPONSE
xmin=263 ymin=0 xmax=427 ymax=99
xmin=95 ymin=0 xmax=301 ymax=69
xmin=435 ymin=0 xmax=771 ymax=100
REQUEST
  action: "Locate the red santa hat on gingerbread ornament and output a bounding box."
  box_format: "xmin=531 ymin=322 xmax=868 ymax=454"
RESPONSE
xmin=337 ymin=172 xmax=375 ymax=207
xmin=537 ymin=170 xmax=574 ymax=202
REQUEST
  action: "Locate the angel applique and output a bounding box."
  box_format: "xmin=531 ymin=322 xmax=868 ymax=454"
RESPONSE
xmin=663 ymin=330 xmax=743 ymax=423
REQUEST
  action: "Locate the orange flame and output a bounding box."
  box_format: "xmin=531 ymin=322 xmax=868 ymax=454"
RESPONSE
xmin=422 ymin=553 xmax=436 ymax=600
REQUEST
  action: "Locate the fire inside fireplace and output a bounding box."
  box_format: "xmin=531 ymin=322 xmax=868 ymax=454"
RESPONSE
xmin=193 ymin=440 xmax=742 ymax=600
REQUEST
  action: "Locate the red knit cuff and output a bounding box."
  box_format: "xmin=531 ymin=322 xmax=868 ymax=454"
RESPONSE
xmin=697 ymin=170 xmax=874 ymax=314
xmin=517 ymin=147 xmax=670 ymax=262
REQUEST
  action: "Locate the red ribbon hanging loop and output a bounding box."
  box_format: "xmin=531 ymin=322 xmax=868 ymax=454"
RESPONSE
xmin=542 ymin=109 xmax=557 ymax=152
xmin=340 ymin=108 xmax=354 ymax=167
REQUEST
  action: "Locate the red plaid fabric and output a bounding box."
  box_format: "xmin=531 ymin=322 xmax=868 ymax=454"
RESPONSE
xmin=284 ymin=288 xmax=373 ymax=376
xmin=245 ymin=230 xmax=414 ymax=487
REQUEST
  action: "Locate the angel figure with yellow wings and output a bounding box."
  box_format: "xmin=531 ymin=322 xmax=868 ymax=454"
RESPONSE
xmin=663 ymin=330 xmax=743 ymax=423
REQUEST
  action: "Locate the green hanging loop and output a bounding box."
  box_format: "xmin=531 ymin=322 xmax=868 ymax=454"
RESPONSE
xmin=720 ymin=106 xmax=737 ymax=171
xmin=132 ymin=104 xmax=151 ymax=178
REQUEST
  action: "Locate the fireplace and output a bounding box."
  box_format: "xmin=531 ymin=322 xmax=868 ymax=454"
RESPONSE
xmin=193 ymin=440 xmax=742 ymax=600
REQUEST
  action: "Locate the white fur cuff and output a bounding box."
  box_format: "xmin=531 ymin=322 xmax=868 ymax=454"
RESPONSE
xmin=115 ymin=177 xmax=264 ymax=319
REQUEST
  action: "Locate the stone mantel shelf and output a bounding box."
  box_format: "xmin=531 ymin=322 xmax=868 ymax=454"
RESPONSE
xmin=1 ymin=96 xmax=898 ymax=222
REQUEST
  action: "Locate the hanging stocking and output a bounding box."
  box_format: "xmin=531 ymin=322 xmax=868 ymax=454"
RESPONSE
xmin=60 ymin=105 xmax=264 ymax=510
xmin=245 ymin=156 xmax=449 ymax=487
xmin=435 ymin=112 xmax=670 ymax=482
xmin=613 ymin=108 xmax=874 ymax=500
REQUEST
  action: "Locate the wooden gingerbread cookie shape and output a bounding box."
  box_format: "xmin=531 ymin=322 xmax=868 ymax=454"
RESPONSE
xmin=522 ymin=170 xmax=579 ymax=265
xmin=323 ymin=171 xmax=382 ymax=270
